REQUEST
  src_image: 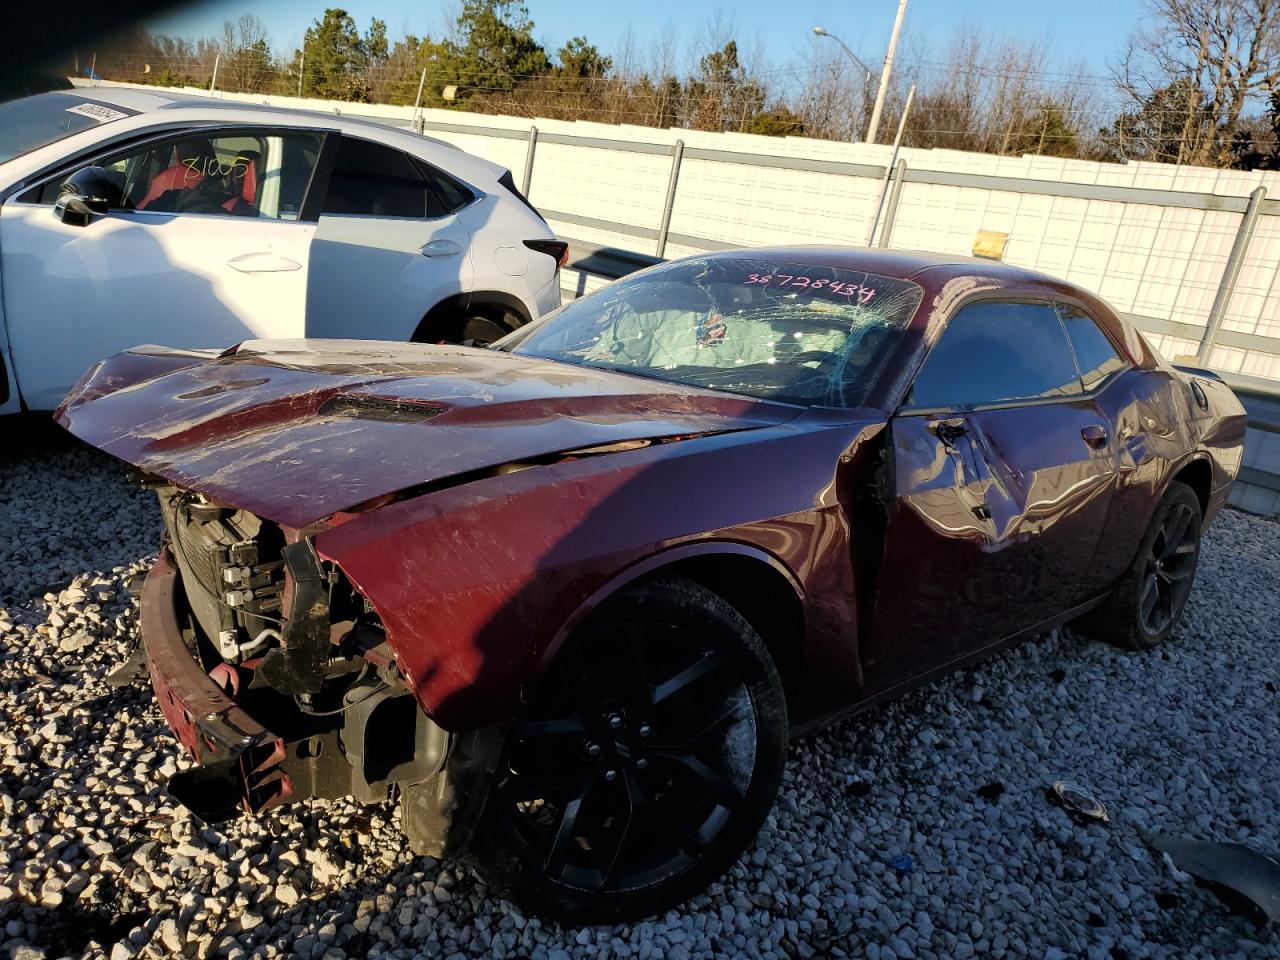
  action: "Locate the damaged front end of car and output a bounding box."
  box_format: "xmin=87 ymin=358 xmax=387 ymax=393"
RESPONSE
xmin=143 ymin=481 xmax=494 ymax=858
xmin=58 ymin=339 xmax=811 ymax=868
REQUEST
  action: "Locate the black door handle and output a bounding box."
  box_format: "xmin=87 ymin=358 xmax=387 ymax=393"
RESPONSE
xmin=1081 ymin=424 xmax=1108 ymax=448
xmin=932 ymin=418 xmax=968 ymax=444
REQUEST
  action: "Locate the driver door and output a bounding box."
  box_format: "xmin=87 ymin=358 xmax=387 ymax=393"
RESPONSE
xmin=862 ymin=298 xmax=1120 ymax=692
xmin=0 ymin=126 xmax=329 ymax=410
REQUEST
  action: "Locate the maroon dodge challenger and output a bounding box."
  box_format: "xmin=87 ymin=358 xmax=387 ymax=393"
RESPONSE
xmin=58 ymin=248 xmax=1246 ymax=921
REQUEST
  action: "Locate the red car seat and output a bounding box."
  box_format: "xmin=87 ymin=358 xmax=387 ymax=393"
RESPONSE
xmin=137 ymin=142 xmax=258 ymax=213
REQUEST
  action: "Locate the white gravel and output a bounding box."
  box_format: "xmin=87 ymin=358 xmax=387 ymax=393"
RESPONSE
xmin=1 ymin=422 xmax=1279 ymax=960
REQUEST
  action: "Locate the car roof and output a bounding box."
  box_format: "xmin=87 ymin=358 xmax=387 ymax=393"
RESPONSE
xmin=56 ymin=86 xmax=177 ymax=112
xmin=697 ymin=245 xmax=1051 ymax=285
xmin=61 ymin=84 xmax=460 ymax=146
xmin=691 ymin=244 xmax=1160 ymax=380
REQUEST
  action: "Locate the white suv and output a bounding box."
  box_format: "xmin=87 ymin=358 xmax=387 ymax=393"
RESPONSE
xmin=0 ymin=86 xmax=565 ymax=412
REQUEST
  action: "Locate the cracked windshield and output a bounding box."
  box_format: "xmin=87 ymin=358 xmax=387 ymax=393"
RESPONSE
xmin=508 ymin=257 xmax=923 ymax=406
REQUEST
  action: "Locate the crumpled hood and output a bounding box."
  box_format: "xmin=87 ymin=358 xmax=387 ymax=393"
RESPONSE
xmin=57 ymin=339 xmax=802 ymax=527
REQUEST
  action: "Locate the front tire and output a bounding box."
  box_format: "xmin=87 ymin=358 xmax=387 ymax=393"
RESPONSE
xmin=1081 ymin=480 xmax=1202 ymax=651
xmin=469 ymin=577 xmax=788 ymax=923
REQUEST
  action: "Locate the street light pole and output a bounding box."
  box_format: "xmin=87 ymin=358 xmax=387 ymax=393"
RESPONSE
xmin=813 ymin=26 xmax=880 ymax=144
xmin=866 ymin=0 xmax=908 ymax=145
xmin=812 ymin=27 xmax=878 ymax=85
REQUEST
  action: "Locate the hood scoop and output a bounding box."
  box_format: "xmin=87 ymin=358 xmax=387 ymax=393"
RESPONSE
xmin=318 ymin=393 xmax=447 ymax=423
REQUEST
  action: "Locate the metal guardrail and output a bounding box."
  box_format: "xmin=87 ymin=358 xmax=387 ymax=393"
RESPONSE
xmin=898 ymin=167 xmax=1278 ymax=214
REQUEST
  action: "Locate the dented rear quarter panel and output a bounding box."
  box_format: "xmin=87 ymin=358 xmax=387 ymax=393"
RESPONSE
xmin=314 ymin=408 xmax=889 ymax=732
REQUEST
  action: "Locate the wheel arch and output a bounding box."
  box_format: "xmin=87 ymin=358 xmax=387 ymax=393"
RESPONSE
xmin=537 ymin=542 xmax=807 ymax=707
xmin=1169 ymin=455 xmax=1212 ymax=517
xmin=411 ymin=290 xmax=535 ymax=343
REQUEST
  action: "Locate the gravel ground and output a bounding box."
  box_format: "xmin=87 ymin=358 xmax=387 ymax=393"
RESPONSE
xmin=1 ymin=422 xmax=1278 ymax=960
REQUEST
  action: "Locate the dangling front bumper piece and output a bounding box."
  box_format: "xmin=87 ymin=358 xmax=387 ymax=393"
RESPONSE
xmin=140 ymin=549 xmax=292 ymax=822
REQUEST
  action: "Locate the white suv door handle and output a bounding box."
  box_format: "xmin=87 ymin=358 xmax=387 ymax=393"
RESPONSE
xmin=226 ymin=252 xmax=302 ymax=273
xmin=420 ymin=239 xmax=463 ymax=258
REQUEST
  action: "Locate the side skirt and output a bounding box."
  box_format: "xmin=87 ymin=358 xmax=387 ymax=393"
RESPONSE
xmin=789 ymin=592 xmax=1110 ymax=739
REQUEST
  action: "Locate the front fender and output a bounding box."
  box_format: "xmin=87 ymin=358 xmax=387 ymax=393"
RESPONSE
xmin=313 ymin=416 xmax=881 ymax=731
xmin=532 ymin=539 xmax=807 ymax=680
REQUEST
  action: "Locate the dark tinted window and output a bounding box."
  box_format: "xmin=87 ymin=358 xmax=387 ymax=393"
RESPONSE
xmin=1058 ymin=303 xmax=1126 ymax=389
xmin=323 ymin=137 xmax=471 ymax=218
xmin=910 ymin=300 xmax=1082 ymax=409
xmin=425 ymin=165 xmax=474 ymax=215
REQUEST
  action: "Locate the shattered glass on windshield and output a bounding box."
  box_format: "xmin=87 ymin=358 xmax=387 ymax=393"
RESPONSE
xmin=509 ymin=257 xmax=924 ymax=407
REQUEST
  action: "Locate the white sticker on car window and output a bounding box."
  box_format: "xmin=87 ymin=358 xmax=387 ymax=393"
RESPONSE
xmin=65 ymin=103 xmax=128 ymax=123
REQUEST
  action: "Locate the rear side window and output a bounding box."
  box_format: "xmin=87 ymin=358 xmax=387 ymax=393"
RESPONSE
xmin=1058 ymin=303 xmax=1127 ymax=389
xmin=425 ymin=166 xmax=474 ymax=216
xmin=909 ymin=300 xmax=1082 ymax=409
xmin=322 ymin=137 xmax=472 ymax=218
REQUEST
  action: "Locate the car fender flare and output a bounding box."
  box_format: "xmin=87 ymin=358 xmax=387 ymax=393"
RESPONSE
xmin=531 ymin=540 xmax=806 ymax=681
xmin=1166 ymin=449 xmax=1216 ymax=506
xmin=1135 ymin=448 xmax=1213 ymax=521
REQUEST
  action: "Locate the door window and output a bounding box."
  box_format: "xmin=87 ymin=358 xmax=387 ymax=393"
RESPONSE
xmin=322 ymin=136 xmax=473 ymax=218
xmin=1057 ymin=303 xmax=1127 ymax=389
xmin=908 ymin=300 xmax=1083 ymax=409
xmin=27 ymin=130 xmax=322 ymax=220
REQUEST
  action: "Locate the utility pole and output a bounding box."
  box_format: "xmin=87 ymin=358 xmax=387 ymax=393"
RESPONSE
xmin=209 ymin=53 xmax=221 ymax=94
xmin=866 ymin=0 xmax=908 ymax=145
xmin=297 ymin=47 xmax=305 ymax=97
xmin=412 ymin=67 xmax=427 ymax=131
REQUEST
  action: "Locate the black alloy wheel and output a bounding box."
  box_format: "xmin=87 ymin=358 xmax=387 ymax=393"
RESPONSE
xmin=469 ymin=577 xmax=788 ymax=923
xmin=1081 ymin=480 xmax=1202 ymax=651
xmin=1139 ymin=498 xmax=1198 ymax=637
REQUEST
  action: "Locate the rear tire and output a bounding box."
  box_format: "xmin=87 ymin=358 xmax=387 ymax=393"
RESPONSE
xmin=456 ymin=314 xmax=513 ymax=346
xmin=415 ymin=311 xmax=515 ymax=346
xmin=1079 ymin=481 xmax=1202 ymax=651
xmin=468 ymin=577 xmax=788 ymax=923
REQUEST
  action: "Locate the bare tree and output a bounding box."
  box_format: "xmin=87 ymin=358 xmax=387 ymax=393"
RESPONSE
xmin=796 ymin=50 xmax=869 ymax=144
xmin=221 ymin=14 xmax=273 ymax=93
xmin=1114 ymin=0 xmax=1280 ymax=164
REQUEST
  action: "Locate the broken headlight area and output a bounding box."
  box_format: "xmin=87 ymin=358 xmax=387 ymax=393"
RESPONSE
xmin=152 ymin=486 xmax=458 ymax=842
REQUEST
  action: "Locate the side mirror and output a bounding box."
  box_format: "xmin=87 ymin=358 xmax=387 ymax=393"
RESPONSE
xmin=54 ymin=166 xmax=123 ymax=227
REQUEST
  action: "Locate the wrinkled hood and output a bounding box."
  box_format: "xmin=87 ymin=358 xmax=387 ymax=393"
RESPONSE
xmin=58 ymin=339 xmax=803 ymax=527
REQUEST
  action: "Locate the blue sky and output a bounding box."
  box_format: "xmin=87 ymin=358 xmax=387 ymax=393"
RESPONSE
xmin=147 ymin=0 xmax=1148 ymax=82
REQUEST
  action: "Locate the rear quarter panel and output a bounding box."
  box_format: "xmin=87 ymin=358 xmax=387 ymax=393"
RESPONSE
xmin=1088 ymin=364 xmax=1246 ymax=587
xmin=1183 ymin=373 xmax=1248 ymax=523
